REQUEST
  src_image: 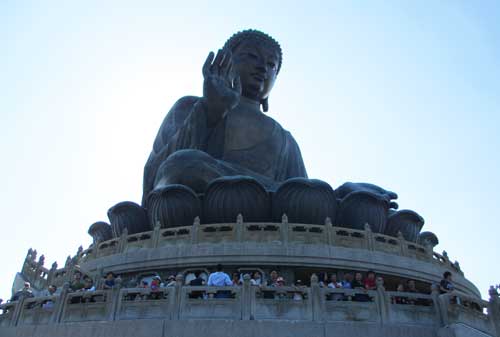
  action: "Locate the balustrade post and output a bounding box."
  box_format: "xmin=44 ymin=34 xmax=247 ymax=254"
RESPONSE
xmin=236 ymin=214 xmax=244 ymax=242
xmin=51 ymin=282 xmax=70 ymax=324
xmin=152 ymin=221 xmax=161 ymax=248
xmin=191 ymin=217 xmax=200 ymax=244
xmin=172 ymin=274 xmax=184 ymax=320
xmin=325 ymin=217 xmax=335 ymax=246
xmin=310 ymin=274 xmax=322 ymax=322
xmin=241 ymin=274 xmax=252 ymax=320
xmin=364 ymin=223 xmax=375 ymax=251
xmin=397 ymin=232 xmax=408 ymax=256
xmin=47 ymin=261 xmax=58 ymax=286
xmin=107 ymin=277 xmax=122 ymax=321
xmin=487 ymin=287 xmax=500 ymax=336
xmin=94 ymin=268 xmax=104 ymax=290
xmin=10 ymin=297 xmax=26 ymax=327
xmin=281 ymin=214 xmax=289 ymax=245
xmin=375 ymin=277 xmax=389 ymax=324
xmin=94 ymin=241 xmax=101 ymax=259
xmin=437 ymin=293 xmax=451 ymax=327
xmin=118 ymin=228 xmax=128 ymax=253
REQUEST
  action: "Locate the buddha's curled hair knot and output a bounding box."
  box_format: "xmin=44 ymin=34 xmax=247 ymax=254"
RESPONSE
xmin=223 ymin=29 xmax=283 ymax=74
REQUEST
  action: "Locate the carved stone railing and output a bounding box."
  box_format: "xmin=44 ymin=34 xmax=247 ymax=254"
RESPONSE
xmin=0 ymin=301 xmax=18 ymax=327
xmin=76 ymin=219 xmax=460 ymax=272
xmin=1 ymin=276 xmax=498 ymax=336
xmin=438 ymin=291 xmax=494 ymax=334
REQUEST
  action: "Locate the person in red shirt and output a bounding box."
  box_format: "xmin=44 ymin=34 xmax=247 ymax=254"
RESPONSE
xmin=364 ymin=271 xmax=377 ymax=290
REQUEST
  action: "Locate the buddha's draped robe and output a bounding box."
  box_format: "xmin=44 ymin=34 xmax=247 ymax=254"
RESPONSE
xmin=142 ymin=95 xmax=307 ymax=204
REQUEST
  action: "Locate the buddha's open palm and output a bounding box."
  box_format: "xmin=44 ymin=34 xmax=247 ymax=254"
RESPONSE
xmin=202 ymin=49 xmax=242 ymax=122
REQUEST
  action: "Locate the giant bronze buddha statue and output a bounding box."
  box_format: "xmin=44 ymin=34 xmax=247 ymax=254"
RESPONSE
xmin=142 ymin=30 xmax=306 ymax=201
xmin=105 ymin=30 xmax=424 ymax=244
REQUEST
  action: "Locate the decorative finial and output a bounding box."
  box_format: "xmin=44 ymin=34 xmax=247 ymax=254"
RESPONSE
xmin=193 ymin=216 xmax=200 ymax=227
xmin=154 ymin=220 xmax=161 ymax=230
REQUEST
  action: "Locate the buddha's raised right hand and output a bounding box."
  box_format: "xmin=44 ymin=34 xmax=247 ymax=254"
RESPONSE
xmin=202 ymin=49 xmax=242 ymax=126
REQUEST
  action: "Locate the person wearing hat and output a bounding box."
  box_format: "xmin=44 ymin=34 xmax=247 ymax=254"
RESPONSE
xmin=148 ymin=276 xmax=163 ymax=299
xmin=275 ymin=277 xmax=287 ymax=299
xmin=11 ymin=281 xmax=34 ymax=301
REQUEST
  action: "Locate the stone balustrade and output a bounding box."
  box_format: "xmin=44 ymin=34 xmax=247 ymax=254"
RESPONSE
xmin=15 ymin=219 xmax=465 ymax=305
xmin=79 ymin=220 xmax=446 ymax=268
xmin=1 ymin=276 xmax=498 ymax=336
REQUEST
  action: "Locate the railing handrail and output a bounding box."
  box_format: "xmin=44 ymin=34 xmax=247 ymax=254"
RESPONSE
xmin=3 ymin=284 xmax=497 ymax=336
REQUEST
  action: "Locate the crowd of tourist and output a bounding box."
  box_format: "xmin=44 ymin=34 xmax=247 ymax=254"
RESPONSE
xmin=2 ymin=266 xmax=465 ymax=308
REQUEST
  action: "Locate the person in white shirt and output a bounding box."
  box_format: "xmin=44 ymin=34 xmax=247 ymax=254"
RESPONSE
xmin=327 ymin=273 xmax=343 ymax=301
xmin=250 ymin=271 xmax=262 ymax=286
xmin=293 ymin=280 xmax=305 ymax=301
xmin=207 ymin=264 xmax=232 ymax=298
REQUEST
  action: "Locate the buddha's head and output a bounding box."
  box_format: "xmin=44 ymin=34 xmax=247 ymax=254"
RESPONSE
xmin=224 ymin=29 xmax=282 ymax=111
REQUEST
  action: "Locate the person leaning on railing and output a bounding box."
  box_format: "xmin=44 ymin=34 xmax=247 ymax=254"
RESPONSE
xmin=11 ymin=282 xmax=34 ymax=302
xmin=189 ymin=271 xmax=206 ymax=299
xmin=40 ymin=285 xmax=57 ymax=309
xmin=231 ymin=272 xmax=242 ymax=286
xmin=394 ymin=284 xmax=408 ymax=304
xmin=352 ymin=272 xmax=370 ymax=302
xmin=327 ymin=273 xmax=343 ymax=301
xmin=70 ymin=271 xmax=85 ymax=292
xmin=250 ymin=272 xmax=262 ymax=286
xmin=102 ymin=272 xmax=116 ymax=290
xmin=207 ymin=264 xmax=232 ymax=298
xmin=292 ymin=280 xmax=305 ymax=301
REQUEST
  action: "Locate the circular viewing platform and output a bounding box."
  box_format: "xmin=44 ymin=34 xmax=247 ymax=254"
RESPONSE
xmin=71 ymin=217 xmax=477 ymax=297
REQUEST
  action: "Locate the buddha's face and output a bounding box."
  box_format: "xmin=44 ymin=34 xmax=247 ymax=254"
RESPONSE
xmin=231 ymin=40 xmax=279 ymax=102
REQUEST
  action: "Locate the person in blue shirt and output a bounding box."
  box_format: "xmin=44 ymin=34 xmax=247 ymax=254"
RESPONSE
xmin=207 ymin=264 xmax=232 ymax=298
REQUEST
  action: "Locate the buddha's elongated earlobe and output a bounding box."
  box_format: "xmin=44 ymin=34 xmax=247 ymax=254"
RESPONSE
xmin=261 ymin=98 xmax=269 ymax=112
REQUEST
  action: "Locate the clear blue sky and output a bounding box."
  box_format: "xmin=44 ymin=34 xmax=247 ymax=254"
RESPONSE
xmin=1 ymin=1 xmax=499 ymax=300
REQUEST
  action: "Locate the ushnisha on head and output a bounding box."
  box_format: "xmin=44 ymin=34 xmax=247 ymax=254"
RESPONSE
xmin=223 ymin=29 xmax=282 ymax=74
xmin=223 ymin=29 xmax=282 ymax=112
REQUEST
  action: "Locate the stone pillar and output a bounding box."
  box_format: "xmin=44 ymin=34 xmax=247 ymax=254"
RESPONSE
xmin=281 ymin=214 xmax=289 ymax=245
xmin=398 ymin=231 xmax=408 ymax=256
xmin=310 ymin=274 xmax=322 ymax=322
xmin=172 ymin=273 xmax=185 ymax=320
xmin=488 ymin=287 xmax=500 ymax=336
xmin=152 ymin=221 xmax=161 ymax=248
xmin=325 ymin=217 xmax=335 ymax=246
xmin=107 ymin=277 xmax=122 ymax=321
xmin=241 ymin=274 xmax=252 ymax=320
xmin=236 ymin=214 xmax=244 ymax=242
xmin=51 ymin=282 xmax=70 ymax=324
xmin=376 ymin=276 xmax=389 ymax=324
xmin=430 ymin=283 xmax=444 ymax=327
xmin=437 ymin=293 xmax=451 ymax=327
xmin=365 ymin=223 xmax=375 ymax=251
xmin=191 ymin=216 xmax=200 ymax=244
xmin=10 ymin=296 xmax=27 ymax=327
xmin=47 ymin=261 xmax=58 ymax=286
xmin=118 ymin=228 xmax=128 ymax=253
